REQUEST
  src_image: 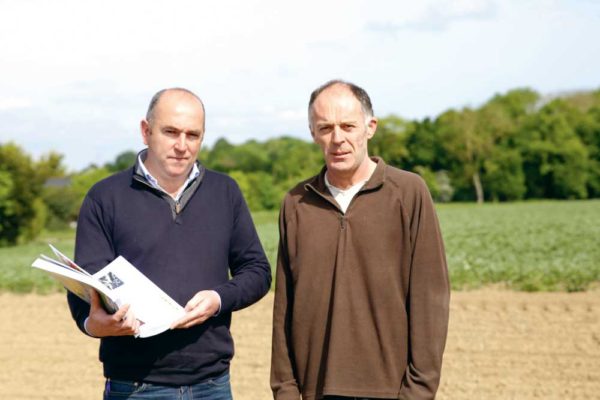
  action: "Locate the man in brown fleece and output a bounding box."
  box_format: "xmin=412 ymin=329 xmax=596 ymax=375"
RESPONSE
xmin=271 ymin=80 xmax=450 ymax=400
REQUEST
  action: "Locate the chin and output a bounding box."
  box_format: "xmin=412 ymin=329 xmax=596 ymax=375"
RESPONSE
xmin=327 ymin=159 xmax=353 ymax=172
xmin=166 ymin=167 xmax=188 ymax=177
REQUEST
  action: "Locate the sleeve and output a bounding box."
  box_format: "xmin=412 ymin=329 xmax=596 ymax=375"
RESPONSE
xmin=66 ymin=193 xmax=116 ymax=336
xmin=270 ymin=198 xmax=301 ymax=399
xmin=212 ymin=182 xmax=272 ymax=313
xmin=399 ymin=178 xmax=451 ymax=399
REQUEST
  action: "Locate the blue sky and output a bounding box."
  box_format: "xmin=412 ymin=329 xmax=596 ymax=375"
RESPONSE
xmin=1 ymin=0 xmax=599 ymax=171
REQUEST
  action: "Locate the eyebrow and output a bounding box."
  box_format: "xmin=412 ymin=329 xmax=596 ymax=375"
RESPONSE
xmin=316 ymin=119 xmax=360 ymax=126
xmin=161 ymin=126 xmax=203 ymax=135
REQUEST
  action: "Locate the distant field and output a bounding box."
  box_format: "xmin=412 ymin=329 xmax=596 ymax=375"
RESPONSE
xmin=0 ymin=230 xmax=75 ymax=293
xmin=1 ymin=200 xmax=598 ymax=293
xmin=437 ymin=200 xmax=600 ymax=291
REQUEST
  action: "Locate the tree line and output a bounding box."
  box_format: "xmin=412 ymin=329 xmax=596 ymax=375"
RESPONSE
xmin=1 ymin=87 xmax=599 ymax=246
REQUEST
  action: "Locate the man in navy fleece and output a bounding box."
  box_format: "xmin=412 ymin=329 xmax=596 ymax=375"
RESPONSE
xmin=67 ymin=88 xmax=272 ymax=399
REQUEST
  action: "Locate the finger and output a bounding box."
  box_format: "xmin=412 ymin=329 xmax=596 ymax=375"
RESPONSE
xmin=185 ymin=294 xmax=205 ymax=312
xmin=113 ymin=304 xmax=131 ymax=322
xmin=133 ymin=319 xmax=141 ymax=336
xmin=123 ymin=308 xmax=138 ymax=327
xmin=116 ymin=312 xmax=137 ymax=335
xmin=170 ymin=311 xmax=199 ymax=329
xmin=170 ymin=315 xmax=190 ymax=329
xmin=180 ymin=309 xmax=212 ymax=328
xmin=171 ymin=308 xmax=210 ymax=329
xmin=89 ymin=290 xmax=101 ymax=310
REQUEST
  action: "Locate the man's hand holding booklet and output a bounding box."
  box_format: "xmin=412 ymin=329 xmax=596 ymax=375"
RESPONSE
xmin=31 ymin=245 xmax=185 ymax=338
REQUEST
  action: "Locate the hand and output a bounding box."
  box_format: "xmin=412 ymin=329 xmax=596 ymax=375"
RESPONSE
xmin=86 ymin=290 xmax=140 ymax=337
xmin=170 ymin=290 xmax=221 ymax=329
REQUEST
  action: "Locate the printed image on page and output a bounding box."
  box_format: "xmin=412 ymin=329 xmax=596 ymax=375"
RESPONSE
xmin=93 ymin=256 xmax=185 ymax=338
xmin=48 ymin=244 xmax=91 ymax=275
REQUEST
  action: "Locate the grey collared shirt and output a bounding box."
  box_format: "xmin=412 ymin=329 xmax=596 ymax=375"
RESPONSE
xmin=137 ymin=154 xmax=200 ymax=200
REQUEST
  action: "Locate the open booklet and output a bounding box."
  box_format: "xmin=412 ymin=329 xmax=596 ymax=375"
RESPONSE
xmin=31 ymin=245 xmax=185 ymax=338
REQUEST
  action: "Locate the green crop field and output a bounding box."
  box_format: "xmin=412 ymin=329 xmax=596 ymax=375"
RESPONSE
xmin=1 ymin=200 xmax=598 ymax=293
xmin=438 ymin=200 xmax=600 ymax=291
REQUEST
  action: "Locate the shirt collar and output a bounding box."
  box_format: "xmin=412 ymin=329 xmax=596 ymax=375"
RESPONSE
xmin=136 ymin=149 xmax=200 ymax=200
xmin=307 ymin=156 xmax=386 ymax=197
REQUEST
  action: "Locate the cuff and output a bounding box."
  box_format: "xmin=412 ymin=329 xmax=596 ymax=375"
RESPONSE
xmin=83 ymin=316 xmax=96 ymax=337
xmin=211 ymin=290 xmax=222 ymax=317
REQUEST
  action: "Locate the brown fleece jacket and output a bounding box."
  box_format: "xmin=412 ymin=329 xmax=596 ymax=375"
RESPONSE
xmin=271 ymin=157 xmax=450 ymax=400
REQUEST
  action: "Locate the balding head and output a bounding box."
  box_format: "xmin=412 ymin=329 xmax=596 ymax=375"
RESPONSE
xmin=146 ymin=88 xmax=206 ymax=130
xmin=308 ymin=80 xmax=374 ymax=128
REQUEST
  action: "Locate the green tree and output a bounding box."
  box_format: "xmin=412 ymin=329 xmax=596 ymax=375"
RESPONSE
xmin=70 ymin=167 xmax=112 ymax=216
xmin=0 ymin=143 xmax=46 ymax=245
xmin=229 ymin=170 xmax=279 ymax=211
xmin=203 ymin=138 xmax=237 ymax=171
xmin=266 ymin=137 xmax=322 ymax=191
xmin=436 ymin=108 xmax=492 ymax=203
xmin=559 ymin=92 xmax=600 ymax=197
xmin=517 ymin=100 xmax=589 ymax=199
xmin=405 ymin=118 xmax=446 ymax=170
xmin=105 ymin=150 xmax=137 ymax=172
xmin=482 ymin=148 xmax=526 ymax=201
xmin=369 ymin=115 xmax=410 ymax=168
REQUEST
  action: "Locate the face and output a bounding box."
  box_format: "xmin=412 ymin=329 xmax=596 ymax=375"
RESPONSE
xmin=140 ymin=91 xmax=205 ymax=186
xmin=310 ymin=85 xmax=377 ymax=181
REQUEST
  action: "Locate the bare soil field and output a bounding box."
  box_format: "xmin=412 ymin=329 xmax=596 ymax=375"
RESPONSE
xmin=1 ymin=289 xmax=599 ymax=399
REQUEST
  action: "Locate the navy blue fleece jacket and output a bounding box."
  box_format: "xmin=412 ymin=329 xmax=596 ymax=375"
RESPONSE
xmin=67 ymin=162 xmax=271 ymax=385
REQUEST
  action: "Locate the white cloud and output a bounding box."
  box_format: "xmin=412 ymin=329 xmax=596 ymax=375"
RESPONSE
xmin=366 ymin=0 xmax=496 ymax=32
xmin=0 ymin=97 xmax=32 ymax=110
xmin=0 ymin=0 xmax=598 ymax=170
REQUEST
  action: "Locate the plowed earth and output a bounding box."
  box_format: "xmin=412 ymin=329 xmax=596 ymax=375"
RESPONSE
xmin=1 ymin=289 xmax=599 ymax=399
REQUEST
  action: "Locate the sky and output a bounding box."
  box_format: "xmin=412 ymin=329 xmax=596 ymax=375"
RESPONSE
xmin=1 ymin=0 xmax=599 ymax=171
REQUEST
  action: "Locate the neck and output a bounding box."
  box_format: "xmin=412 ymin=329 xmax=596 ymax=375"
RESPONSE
xmin=326 ymin=158 xmax=376 ymax=190
xmin=161 ymin=179 xmax=187 ymax=198
xmin=143 ymin=159 xmax=189 ymax=198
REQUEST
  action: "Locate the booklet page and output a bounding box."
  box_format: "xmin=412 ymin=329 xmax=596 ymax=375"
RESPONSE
xmin=93 ymin=256 xmax=185 ymax=338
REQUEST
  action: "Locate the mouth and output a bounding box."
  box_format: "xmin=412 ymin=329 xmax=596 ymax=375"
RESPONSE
xmin=169 ymin=156 xmax=189 ymax=162
xmin=330 ymin=151 xmax=350 ymax=158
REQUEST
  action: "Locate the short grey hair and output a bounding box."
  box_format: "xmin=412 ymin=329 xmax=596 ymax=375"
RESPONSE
xmin=145 ymin=88 xmax=205 ymax=128
xmin=308 ymin=79 xmax=374 ymax=121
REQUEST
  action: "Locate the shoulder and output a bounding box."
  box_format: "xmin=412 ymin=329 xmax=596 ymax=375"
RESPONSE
xmin=86 ymin=168 xmax=132 ymax=201
xmin=202 ymin=168 xmax=243 ymax=194
xmin=378 ymin=164 xmax=436 ymax=216
xmin=282 ymin=174 xmax=318 ymax=206
xmin=384 ymin=164 xmax=429 ymax=194
xmin=203 ymin=168 xmax=238 ymax=185
xmin=200 ymin=168 xmax=251 ymax=210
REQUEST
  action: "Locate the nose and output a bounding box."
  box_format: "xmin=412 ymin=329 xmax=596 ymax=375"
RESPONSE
xmin=174 ymin=133 xmax=187 ymax=151
xmin=332 ymin=126 xmax=345 ymax=144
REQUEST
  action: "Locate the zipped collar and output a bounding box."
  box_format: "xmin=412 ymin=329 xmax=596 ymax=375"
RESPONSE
xmin=304 ymin=157 xmax=386 ymax=212
xmin=132 ymin=149 xmax=206 ymax=219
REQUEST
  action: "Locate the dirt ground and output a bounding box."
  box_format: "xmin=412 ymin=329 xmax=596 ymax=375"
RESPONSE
xmin=1 ymin=289 xmax=599 ymax=399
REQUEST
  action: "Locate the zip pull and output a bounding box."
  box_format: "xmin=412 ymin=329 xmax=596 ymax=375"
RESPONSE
xmin=175 ymin=202 xmax=181 ymax=214
xmin=340 ymin=215 xmax=346 ymax=229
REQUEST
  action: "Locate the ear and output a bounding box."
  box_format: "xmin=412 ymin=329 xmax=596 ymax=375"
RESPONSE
xmin=366 ymin=117 xmax=378 ymax=139
xmin=140 ymin=119 xmax=151 ymax=145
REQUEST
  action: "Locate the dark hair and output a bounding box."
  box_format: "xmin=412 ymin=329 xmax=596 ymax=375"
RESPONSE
xmin=145 ymin=88 xmax=205 ymax=126
xmin=308 ymin=79 xmax=374 ymax=118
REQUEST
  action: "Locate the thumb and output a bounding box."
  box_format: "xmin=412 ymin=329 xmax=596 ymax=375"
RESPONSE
xmin=89 ymin=289 xmax=101 ymax=310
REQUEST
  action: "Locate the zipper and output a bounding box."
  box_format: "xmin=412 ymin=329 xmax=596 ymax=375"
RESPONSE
xmin=133 ymin=174 xmax=180 ymax=219
xmin=305 ymin=183 xmax=343 ymax=214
